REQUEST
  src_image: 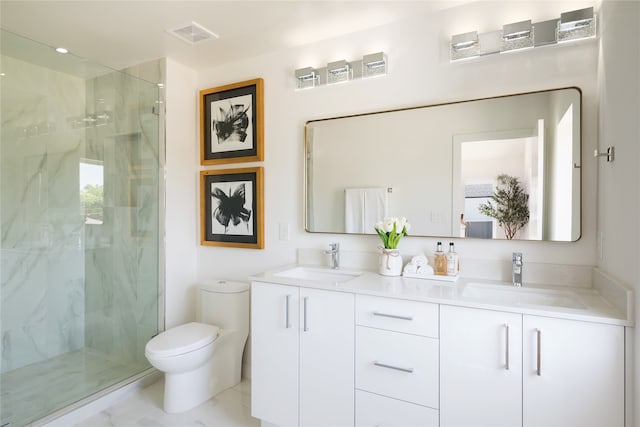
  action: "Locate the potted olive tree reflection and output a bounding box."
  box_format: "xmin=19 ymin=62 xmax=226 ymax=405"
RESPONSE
xmin=478 ymin=174 xmax=530 ymax=240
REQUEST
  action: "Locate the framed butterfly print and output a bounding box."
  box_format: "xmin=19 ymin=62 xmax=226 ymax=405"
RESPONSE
xmin=200 ymin=78 xmax=264 ymax=165
xmin=200 ymin=167 xmax=264 ymax=249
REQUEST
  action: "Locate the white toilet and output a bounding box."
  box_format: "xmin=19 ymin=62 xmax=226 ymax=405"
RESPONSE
xmin=145 ymin=279 xmax=250 ymax=413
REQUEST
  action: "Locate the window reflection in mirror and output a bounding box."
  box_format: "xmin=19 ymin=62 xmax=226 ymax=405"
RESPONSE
xmin=79 ymin=159 xmax=104 ymax=225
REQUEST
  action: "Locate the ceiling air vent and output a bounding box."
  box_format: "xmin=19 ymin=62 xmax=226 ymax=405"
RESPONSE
xmin=168 ymin=21 xmax=219 ymax=45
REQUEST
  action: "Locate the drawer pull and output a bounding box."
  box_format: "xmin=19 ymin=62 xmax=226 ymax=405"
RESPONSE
xmin=536 ymin=329 xmax=542 ymax=376
xmin=373 ymin=361 xmax=414 ymax=374
xmin=303 ymin=296 xmax=309 ymax=332
xmin=285 ymin=294 xmax=291 ymax=329
xmin=504 ymin=323 xmax=510 ymax=371
xmin=372 ymin=311 xmax=413 ymax=321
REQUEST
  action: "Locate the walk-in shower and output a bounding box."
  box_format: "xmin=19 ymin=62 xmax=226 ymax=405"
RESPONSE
xmin=1 ymin=30 xmax=162 ymax=426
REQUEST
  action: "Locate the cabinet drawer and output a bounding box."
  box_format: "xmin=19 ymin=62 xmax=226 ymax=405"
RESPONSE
xmin=356 ymin=326 xmax=439 ymax=408
xmin=356 ymin=294 xmax=438 ymax=337
xmin=356 ymin=390 xmax=438 ymax=427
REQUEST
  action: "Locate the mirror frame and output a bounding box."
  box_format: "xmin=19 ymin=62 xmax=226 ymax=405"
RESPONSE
xmin=303 ymin=87 xmax=582 ymax=242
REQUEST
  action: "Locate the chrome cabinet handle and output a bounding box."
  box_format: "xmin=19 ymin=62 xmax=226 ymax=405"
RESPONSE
xmin=303 ymin=296 xmax=309 ymax=332
xmin=372 ymin=311 xmax=413 ymax=321
xmin=285 ymin=294 xmax=291 ymax=329
xmin=536 ymin=329 xmax=542 ymax=376
xmin=504 ymin=324 xmax=510 ymax=371
xmin=373 ymin=361 xmax=414 ymax=374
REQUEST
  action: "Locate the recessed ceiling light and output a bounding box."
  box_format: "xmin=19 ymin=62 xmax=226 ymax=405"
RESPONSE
xmin=55 ymin=47 xmax=69 ymax=54
xmin=167 ymin=21 xmax=219 ymax=45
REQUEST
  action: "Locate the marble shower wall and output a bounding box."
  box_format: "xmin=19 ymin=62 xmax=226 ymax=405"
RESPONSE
xmin=1 ymin=52 xmax=160 ymax=373
xmin=1 ymin=55 xmax=86 ymax=372
xmin=83 ymin=64 xmax=160 ymax=367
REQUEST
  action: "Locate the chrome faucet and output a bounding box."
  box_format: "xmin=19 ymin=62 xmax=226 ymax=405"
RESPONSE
xmin=512 ymin=252 xmax=523 ymax=287
xmin=325 ymin=243 xmax=340 ymax=269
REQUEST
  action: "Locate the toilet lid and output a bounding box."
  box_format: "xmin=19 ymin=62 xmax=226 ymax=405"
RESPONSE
xmin=145 ymin=322 xmax=219 ymax=358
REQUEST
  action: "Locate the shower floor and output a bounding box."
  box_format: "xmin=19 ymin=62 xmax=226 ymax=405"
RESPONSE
xmin=1 ymin=348 xmax=150 ymax=427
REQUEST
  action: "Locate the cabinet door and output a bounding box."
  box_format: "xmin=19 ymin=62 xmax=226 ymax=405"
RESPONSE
xmin=523 ymin=316 xmax=624 ymax=427
xmin=251 ymin=282 xmax=300 ymax=427
xmin=440 ymin=305 xmax=522 ymax=427
xmin=299 ymin=288 xmax=354 ymax=427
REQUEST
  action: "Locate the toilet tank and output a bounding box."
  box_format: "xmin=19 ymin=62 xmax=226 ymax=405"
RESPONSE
xmin=198 ymin=280 xmax=250 ymax=331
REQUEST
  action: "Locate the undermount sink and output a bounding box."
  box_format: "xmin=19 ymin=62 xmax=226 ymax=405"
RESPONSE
xmin=274 ymin=266 xmax=361 ymax=283
xmin=462 ymin=282 xmax=586 ymax=310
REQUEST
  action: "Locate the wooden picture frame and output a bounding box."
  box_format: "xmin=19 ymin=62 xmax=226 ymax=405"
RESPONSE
xmin=200 ymin=167 xmax=264 ymax=249
xmin=200 ymin=78 xmax=264 ymax=165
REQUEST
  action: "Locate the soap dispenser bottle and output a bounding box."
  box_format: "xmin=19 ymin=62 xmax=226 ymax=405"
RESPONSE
xmin=434 ymin=242 xmax=447 ymax=276
xmin=446 ymin=242 xmax=459 ymax=276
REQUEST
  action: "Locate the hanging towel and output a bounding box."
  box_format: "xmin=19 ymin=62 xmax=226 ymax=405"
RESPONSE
xmin=345 ymin=188 xmax=387 ymax=233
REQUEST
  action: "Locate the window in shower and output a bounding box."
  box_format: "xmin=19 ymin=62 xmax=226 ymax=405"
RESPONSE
xmin=80 ymin=159 xmax=104 ymax=224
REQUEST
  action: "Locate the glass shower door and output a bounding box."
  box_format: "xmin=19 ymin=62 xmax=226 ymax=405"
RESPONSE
xmin=1 ymin=29 xmax=162 ymax=427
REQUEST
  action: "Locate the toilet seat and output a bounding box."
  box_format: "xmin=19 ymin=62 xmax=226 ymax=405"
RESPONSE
xmin=145 ymin=322 xmax=219 ymax=358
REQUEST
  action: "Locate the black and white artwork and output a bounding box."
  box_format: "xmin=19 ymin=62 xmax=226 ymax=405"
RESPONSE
xmin=200 ymin=78 xmax=263 ymax=165
xmin=210 ymin=95 xmax=253 ymax=152
xmin=201 ymin=167 xmax=263 ymax=249
xmin=210 ymin=180 xmax=253 ymax=235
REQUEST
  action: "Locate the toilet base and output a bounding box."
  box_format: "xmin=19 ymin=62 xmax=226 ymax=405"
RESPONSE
xmin=161 ymin=339 xmax=244 ymax=413
xmin=163 ymin=358 xmax=215 ymax=413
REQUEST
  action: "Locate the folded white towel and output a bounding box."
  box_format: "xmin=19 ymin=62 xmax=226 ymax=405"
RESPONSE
xmin=411 ymin=254 xmax=429 ymax=267
xmin=416 ymin=264 xmax=434 ymax=275
xmin=403 ymin=263 xmax=418 ymax=274
xmin=403 ymin=254 xmax=434 ymax=276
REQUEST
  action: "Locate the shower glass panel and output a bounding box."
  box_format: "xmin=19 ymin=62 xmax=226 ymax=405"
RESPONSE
xmin=1 ymin=30 xmax=161 ymax=427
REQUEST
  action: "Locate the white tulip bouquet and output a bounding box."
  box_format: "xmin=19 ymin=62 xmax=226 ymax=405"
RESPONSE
xmin=374 ymin=217 xmax=410 ymax=249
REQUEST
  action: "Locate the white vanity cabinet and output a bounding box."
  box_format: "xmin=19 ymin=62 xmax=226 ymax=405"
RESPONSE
xmin=440 ymin=305 xmax=522 ymax=427
xmin=440 ymin=305 xmax=625 ymax=427
xmin=355 ymin=295 xmax=439 ymax=427
xmin=251 ymin=281 xmax=354 ymax=427
xmin=522 ymin=315 xmax=624 ymax=427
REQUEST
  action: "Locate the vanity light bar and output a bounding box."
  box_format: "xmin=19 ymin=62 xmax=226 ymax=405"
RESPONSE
xmin=294 ymin=51 xmax=386 ymax=89
xmin=450 ymin=6 xmax=596 ymax=61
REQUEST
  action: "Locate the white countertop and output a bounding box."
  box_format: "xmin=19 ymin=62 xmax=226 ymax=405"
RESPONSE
xmin=250 ymin=264 xmax=634 ymax=327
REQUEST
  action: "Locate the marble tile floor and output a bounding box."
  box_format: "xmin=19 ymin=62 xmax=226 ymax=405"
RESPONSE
xmin=75 ymin=378 xmax=259 ymax=427
xmin=1 ymin=348 xmax=149 ymax=427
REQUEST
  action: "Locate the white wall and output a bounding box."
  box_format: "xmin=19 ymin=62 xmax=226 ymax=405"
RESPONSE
xmin=597 ymin=1 xmax=640 ymax=425
xmin=192 ymin=1 xmax=598 ymax=287
xmin=164 ymin=58 xmax=199 ymax=328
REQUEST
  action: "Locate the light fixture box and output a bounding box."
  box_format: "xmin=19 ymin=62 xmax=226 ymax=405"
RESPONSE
xmin=327 ymin=60 xmax=352 ymax=84
xmin=558 ymin=7 xmax=596 ymax=42
xmin=450 ymin=31 xmax=480 ymax=61
xmin=295 ymin=67 xmax=319 ymax=89
xmin=501 ymin=20 xmax=533 ymax=52
xmin=362 ymin=52 xmax=387 ymax=78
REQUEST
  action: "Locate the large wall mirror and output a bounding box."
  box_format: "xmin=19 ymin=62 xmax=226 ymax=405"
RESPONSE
xmin=305 ymin=87 xmax=581 ymax=241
